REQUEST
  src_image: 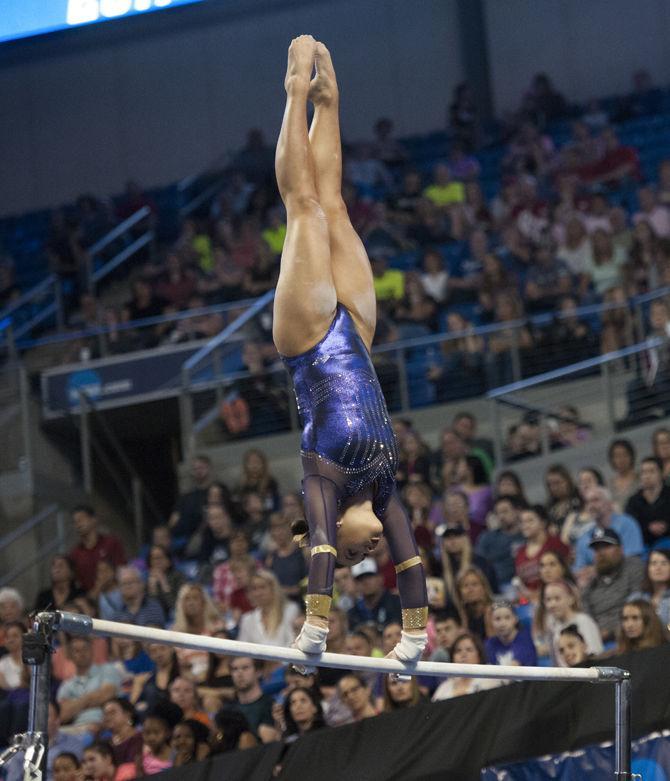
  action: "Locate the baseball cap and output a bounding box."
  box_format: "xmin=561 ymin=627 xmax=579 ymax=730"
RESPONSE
xmin=588 ymin=527 xmax=622 ymax=548
xmin=350 ymin=559 xmax=378 ymax=578
xmin=437 ymin=523 xmax=467 ymax=538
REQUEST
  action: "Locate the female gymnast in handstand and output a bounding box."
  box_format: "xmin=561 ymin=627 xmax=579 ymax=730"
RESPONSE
xmin=273 ymin=36 xmax=428 ymax=662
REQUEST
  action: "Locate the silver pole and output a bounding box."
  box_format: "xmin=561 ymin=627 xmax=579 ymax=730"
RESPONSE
xmin=395 ymin=348 xmax=410 ymax=411
xmin=614 ymin=675 xmax=632 ymax=779
xmin=25 ymin=615 xmax=55 ymax=781
xmin=131 ymin=476 xmax=143 ymax=549
xmin=18 ymin=363 xmax=35 ymax=504
xmin=489 ymin=398 xmax=503 ymax=468
xmin=600 ymin=360 xmax=615 ymax=431
xmin=54 ymin=279 xmax=65 ymax=331
xmin=79 ymin=392 xmax=93 ymax=494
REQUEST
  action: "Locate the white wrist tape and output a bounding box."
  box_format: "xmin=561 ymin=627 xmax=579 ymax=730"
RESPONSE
xmin=296 ymin=622 xmax=328 ymax=654
xmin=393 ymin=631 xmax=428 ymax=662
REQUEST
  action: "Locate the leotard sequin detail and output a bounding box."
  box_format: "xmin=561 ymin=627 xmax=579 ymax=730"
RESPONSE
xmin=281 ymin=304 xmax=398 ymax=516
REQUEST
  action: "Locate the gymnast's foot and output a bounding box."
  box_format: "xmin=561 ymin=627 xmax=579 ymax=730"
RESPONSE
xmin=309 ymin=42 xmax=338 ymax=107
xmin=285 ymin=34 xmax=316 ymax=94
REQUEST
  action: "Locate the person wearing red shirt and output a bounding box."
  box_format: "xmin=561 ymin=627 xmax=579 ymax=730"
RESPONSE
xmin=514 ymin=505 xmax=570 ymax=596
xmin=578 ymin=127 xmax=641 ymax=187
xmin=69 ymin=505 xmax=126 ymax=593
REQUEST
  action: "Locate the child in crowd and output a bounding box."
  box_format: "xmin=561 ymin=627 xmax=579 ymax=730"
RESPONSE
xmin=543 ymin=580 xmax=603 ymax=664
xmin=429 ymin=610 xmax=463 ymax=662
xmin=485 ymin=601 xmax=538 ymax=666
xmin=557 ymin=625 xmax=591 ymax=667
xmin=53 ymin=753 xmax=81 ymax=781
xmin=616 ymin=599 xmax=668 ymax=654
xmin=138 ymin=709 xmax=174 ymax=776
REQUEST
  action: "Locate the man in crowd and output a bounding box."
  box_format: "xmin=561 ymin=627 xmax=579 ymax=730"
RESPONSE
xmin=68 ymin=506 xmax=126 ymax=593
xmin=169 ymin=455 xmax=228 ymax=540
xmin=581 ymin=528 xmax=645 ymax=643
xmin=229 ymin=657 xmax=278 ymax=743
xmin=112 ymin=565 xmax=166 ymax=627
xmin=625 ymin=456 xmax=670 ymax=547
xmin=573 ymin=487 xmax=644 ymax=576
xmin=475 ymin=495 xmax=526 ymax=593
xmin=57 ymin=636 xmax=122 ymax=734
xmin=347 ymin=559 xmax=402 ymax=632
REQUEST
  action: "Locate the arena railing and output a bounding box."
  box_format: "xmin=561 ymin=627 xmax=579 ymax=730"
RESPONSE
xmin=0 ymin=504 xmax=65 ymax=589
xmin=487 ymin=337 xmax=667 ymax=467
xmin=8 ymin=611 xmax=634 ymax=780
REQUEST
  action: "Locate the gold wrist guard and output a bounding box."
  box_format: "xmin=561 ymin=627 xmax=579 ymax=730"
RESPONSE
xmin=305 ymin=594 xmax=332 ymax=619
xmin=402 ymin=606 xmax=428 ymax=630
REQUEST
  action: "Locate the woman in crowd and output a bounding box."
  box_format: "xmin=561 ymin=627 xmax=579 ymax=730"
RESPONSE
xmin=90 ymin=559 xmax=123 ymax=621
xmin=82 ymin=742 xmax=121 ymax=781
xmin=172 ymin=584 xmax=223 ymax=682
xmin=432 ymin=632 xmax=501 ymax=700
xmin=283 ymin=686 xmax=327 ymax=740
xmin=544 ymin=464 xmax=581 ymax=531
xmin=514 ymin=505 xmax=571 ymax=597
xmin=576 ymin=466 xmax=605 ymax=499
xmin=485 ymin=600 xmax=537 ymax=666
xmin=130 ymin=641 xmax=180 ymax=710
xmin=171 ymin=719 xmax=211 ymax=766
xmin=169 ymin=677 xmax=211 ymax=728
xmin=382 ymin=675 xmax=425 ymax=712
xmin=0 ymin=622 xmax=25 ymax=689
xmin=236 ymin=448 xmax=280 ymax=512
xmin=210 ymin=706 xmax=257 ymax=754
xmin=395 ymin=430 xmax=432 ymax=490
xmin=493 ymin=470 xmax=528 ymax=505
xmin=145 ymin=545 xmax=185 ymax=617
xmin=454 ymin=455 xmax=493 ymax=540
xmin=439 ymin=524 xmax=499 ymax=606
xmin=543 ymin=580 xmax=603 ymax=664
xmin=400 ymin=482 xmax=434 ymax=552
xmin=607 ymin=438 xmax=638 ymax=510
xmin=533 ymin=551 xmax=577 ymax=657
xmin=109 ymin=638 xmax=154 ymax=697
xmin=34 ymin=555 xmax=83 ymax=612
xmin=212 ymin=530 xmax=258 ymax=615
xmin=557 ymin=625 xmax=591 ymax=667
xmin=198 ymin=628 xmax=236 ymax=713
xmin=337 ymin=674 xmax=377 ymax=721
xmin=617 ymin=599 xmax=668 ymax=654
xmin=630 ymin=549 xmax=670 ymax=627
xmin=456 ymin=566 xmax=495 ymax=641
xmin=589 ymin=228 xmax=626 ymax=295
xmin=237 ymin=570 xmax=299 ymax=648
xmin=652 ymin=427 xmax=670 ymax=481
xmin=102 ymin=698 xmax=143 ymax=766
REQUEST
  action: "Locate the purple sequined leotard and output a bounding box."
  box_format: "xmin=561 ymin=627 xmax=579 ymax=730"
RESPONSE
xmin=281 ymin=304 xmax=427 ymax=611
xmin=282 ymin=304 xmax=398 ymax=516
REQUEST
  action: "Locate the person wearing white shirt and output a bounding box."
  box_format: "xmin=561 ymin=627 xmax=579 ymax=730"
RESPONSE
xmin=237 ymin=570 xmax=299 ymax=647
xmin=543 ymin=581 xmax=603 ymax=665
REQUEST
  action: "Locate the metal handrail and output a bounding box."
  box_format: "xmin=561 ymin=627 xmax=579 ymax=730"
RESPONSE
xmin=0 ymin=274 xmax=56 ymax=321
xmin=87 ymin=206 xmax=151 ymax=258
xmin=183 ymin=289 xmax=275 ymax=372
xmin=0 ymin=504 xmax=58 ymax=553
xmin=90 ymin=230 xmax=154 ymax=286
xmin=15 ymin=296 xmax=260 ymax=351
xmin=487 ymin=338 xmax=661 ymax=398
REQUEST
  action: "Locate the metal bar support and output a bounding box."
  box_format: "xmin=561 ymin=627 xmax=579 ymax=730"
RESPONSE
xmin=79 ymin=392 xmax=93 ymax=494
xmin=614 ymin=675 xmax=632 ymax=779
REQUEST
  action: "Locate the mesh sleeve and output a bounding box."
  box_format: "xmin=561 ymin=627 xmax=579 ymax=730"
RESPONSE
xmin=382 ymin=490 xmax=428 ymax=611
xmin=302 ymin=472 xmax=341 ymax=597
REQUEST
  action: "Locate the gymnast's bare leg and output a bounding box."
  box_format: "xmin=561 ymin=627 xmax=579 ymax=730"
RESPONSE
xmin=272 ymin=35 xmax=337 ymax=358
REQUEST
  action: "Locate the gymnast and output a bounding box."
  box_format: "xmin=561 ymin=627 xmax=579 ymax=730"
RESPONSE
xmin=273 ymin=35 xmax=428 ymax=662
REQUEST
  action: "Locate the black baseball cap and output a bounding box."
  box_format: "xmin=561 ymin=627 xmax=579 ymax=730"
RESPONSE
xmin=588 ymin=527 xmax=622 ymax=548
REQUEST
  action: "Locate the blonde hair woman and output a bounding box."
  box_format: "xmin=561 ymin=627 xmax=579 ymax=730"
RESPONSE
xmin=171 ymin=584 xmax=223 ymax=681
xmin=237 ymin=570 xmax=299 ymax=647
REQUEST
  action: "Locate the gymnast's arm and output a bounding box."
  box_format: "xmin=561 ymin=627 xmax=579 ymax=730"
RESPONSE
xmin=381 ymin=490 xmax=429 ymax=660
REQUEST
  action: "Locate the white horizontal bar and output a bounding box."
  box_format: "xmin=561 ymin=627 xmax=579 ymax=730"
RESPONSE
xmin=74 ymin=616 xmax=613 ymax=683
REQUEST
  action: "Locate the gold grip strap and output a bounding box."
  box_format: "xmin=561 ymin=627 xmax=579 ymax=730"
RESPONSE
xmin=402 ymin=607 xmax=429 ymax=630
xmin=395 ymin=555 xmax=422 ymax=574
xmin=311 ymin=544 xmax=337 ymax=557
xmin=305 ymin=594 xmax=332 ymax=619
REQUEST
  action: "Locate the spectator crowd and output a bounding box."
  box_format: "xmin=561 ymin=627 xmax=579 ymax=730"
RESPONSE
xmin=1 ymin=410 xmax=670 ymax=778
